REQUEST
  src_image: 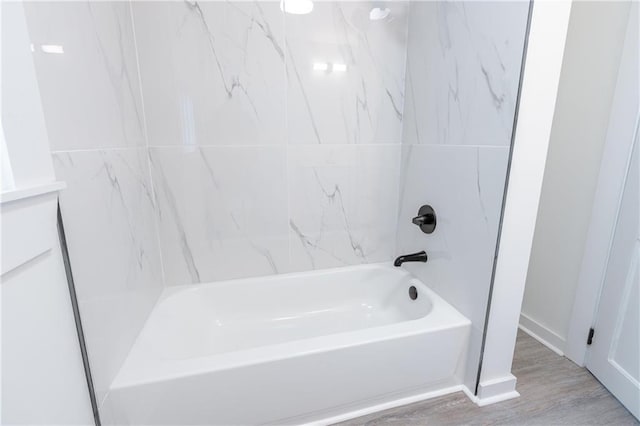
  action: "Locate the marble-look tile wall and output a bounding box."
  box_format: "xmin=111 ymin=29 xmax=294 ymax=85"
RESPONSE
xmin=24 ymin=0 xmax=528 ymax=406
xmin=402 ymin=1 xmax=529 ymax=147
xmin=149 ymin=146 xmax=289 ymax=283
xmin=131 ymin=1 xmax=286 ymax=147
xmin=23 ymin=1 xmax=164 ymax=405
xmin=396 ymin=1 xmax=530 ymax=390
xmin=51 ymin=149 xmax=162 ymax=404
xmin=286 ymin=2 xmax=408 ymax=145
xmin=288 ymin=145 xmax=401 ymax=270
xmin=132 ymin=1 xmax=408 ymax=285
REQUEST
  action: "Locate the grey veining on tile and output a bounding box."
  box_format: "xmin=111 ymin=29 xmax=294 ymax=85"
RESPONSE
xmin=53 ymin=148 xmax=163 ymax=405
xmin=149 ymin=143 xmax=401 ymax=283
xmin=131 ymin=0 xmax=286 ymax=146
xmin=149 ymin=146 xmax=289 ymax=285
xmin=286 ymin=1 xmax=409 ymax=145
xmin=24 ymin=1 xmax=146 ymax=150
xmin=288 ymin=145 xmax=401 ymax=271
xmin=397 ymin=145 xmax=508 ymax=335
xmin=396 ymin=144 xmax=509 ymax=391
xmin=86 ymin=2 xmax=144 ymax=141
xmin=395 ymin=0 xmax=529 ymax=394
xmin=335 ymin=331 xmax=639 ymax=426
xmin=149 ymin=151 xmax=203 ymax=284
xmin=476 ymin=147 xmax=490 ymax=226
xmin=402 ymin=0 xmax=529 ymax=147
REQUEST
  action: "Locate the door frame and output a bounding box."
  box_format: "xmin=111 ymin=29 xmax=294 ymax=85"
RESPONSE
xmin=565 ymin=6 xmax=640 ymax=365
xmin=565 ymin=115 xmax=639 ymax=367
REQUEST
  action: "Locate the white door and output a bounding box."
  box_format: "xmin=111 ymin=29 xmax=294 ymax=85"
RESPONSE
xmin=586 ymin=123 xmax=639 ymax=420
xmin=585 ymin=4 xmax=640 ymax=419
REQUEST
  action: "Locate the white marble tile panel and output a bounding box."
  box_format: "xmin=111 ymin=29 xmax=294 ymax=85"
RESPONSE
xmin=395 ymin=144 xmax=510 ymax=389
xmin=286 ymin=1 xmax=409 ymax=144
xmin=402 ymin=1 xmax=529 ymax=146
xmin=288 ymin=144 xmax=401 ymax=270
xmin=150 ymin=146 xmax=289 ymax=285
xmin=53 ymin=148 xmax=163 ymax=405
xmin=132 ymin=1 xmax=286 ymax=146
xmin=396 ymin=144 xmax=509 ymax=329
xmin=24 ymin=1 xmax=145 ymax=151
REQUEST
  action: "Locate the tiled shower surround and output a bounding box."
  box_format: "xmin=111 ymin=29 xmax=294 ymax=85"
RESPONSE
xmin=135 ymin=1 xmax=409 ymax=284
xmin=24 ymin=0 xmax=529 ymax=411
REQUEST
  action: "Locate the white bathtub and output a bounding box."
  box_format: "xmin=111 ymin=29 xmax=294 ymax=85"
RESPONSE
xmin=104 ymin=264 xmax=471 ymax=425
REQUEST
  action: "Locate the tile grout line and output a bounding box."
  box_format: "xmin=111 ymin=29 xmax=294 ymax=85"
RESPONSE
xmin=284 ymin=8 xmax=293 ymax=274
xmin=52 ymin=143 xmax=512 ymax=154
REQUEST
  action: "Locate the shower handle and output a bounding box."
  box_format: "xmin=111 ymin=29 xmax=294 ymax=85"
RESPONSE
xmin=412 ymin=205 xmax=436 ymax=234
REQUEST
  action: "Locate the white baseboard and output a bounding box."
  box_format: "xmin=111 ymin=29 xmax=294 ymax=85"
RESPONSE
xmin=463 ymin=386 xmax=520 ymax=407
xmin=286 ymin=378 xmax=521 ymax=424
xmin=464 ymin=374 xmax=520 ymax=407
xmin=519 ymin=313 xmax=566 ymax=356
xmin=306 ymin=385 xmax=464 ymax=425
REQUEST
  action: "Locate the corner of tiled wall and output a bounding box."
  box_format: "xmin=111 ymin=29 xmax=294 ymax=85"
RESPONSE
xmin=397 ymin=0 xmax=530 ymax=391
xmin=23 ymin=0 xmax=165 ymax=406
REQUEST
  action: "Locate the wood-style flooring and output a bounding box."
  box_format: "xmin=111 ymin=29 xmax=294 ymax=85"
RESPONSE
xmin=336 ymin=330 xmax=638 ymax=425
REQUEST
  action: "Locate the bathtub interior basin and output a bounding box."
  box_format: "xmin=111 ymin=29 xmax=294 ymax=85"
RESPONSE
xmin=133 ymin=264 xmax=432 ymax=361
xmin=106 ymin=264 xmax=471 ymax=425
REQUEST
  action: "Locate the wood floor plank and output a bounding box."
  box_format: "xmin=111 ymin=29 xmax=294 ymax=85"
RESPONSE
xmin=335 ymin=330 xmax=639 ymax=425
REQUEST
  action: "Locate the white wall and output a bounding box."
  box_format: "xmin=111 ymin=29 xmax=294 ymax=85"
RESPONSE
xmin=1 ymin=2 xmax=93 ymax=423
xmin=478 ymin=0 xmax=572 ymax=403
xmin=521 ymin=0 xmax=632 ymax=354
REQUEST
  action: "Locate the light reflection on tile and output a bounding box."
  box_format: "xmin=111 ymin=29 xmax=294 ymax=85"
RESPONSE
xmin=24 ymin=1 xmax=146 ymax=150
xmin=131 ymin=1 xmax=286 ymax=147
xmin=285 ymin=1 xmax=409 ymax=144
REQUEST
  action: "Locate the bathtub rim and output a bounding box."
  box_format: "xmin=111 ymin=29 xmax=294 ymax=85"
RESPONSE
xmin=160 ymin=261 xmax=424 ymax=295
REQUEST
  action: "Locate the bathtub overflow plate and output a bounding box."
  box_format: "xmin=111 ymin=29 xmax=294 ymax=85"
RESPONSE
xmin=409 ymin=286 xmax=418 ymax=300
